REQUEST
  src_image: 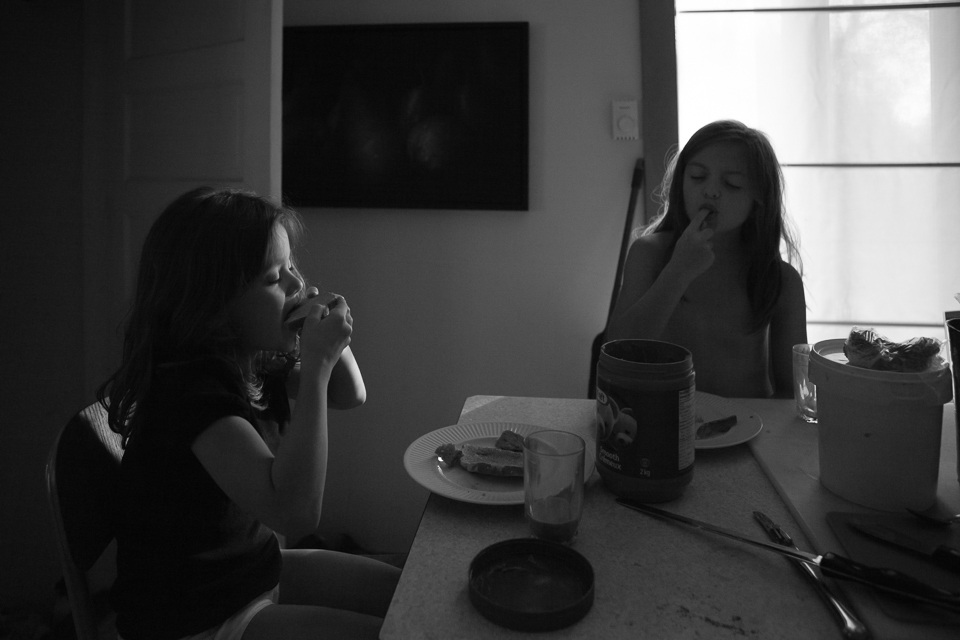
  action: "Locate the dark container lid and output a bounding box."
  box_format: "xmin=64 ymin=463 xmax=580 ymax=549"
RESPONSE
xmin=468 ymin=538 xmax=594 ymax=632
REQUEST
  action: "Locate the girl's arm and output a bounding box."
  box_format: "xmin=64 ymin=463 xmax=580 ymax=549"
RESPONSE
xmin=191 ymin=301 xmax=352 ymax=541
xmin=607 ymin=210 xmax=716 ymax=341
xmin=286 ymin=291 xmax=365 ymax=409
xmin=768 ymin=263 xmax=807 ymax=398
xmin=287 ymin=346 xmax=366 ymax=409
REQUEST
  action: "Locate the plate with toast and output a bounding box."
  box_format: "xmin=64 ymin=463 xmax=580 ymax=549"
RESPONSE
xmin=694 ymin=391 xmax=763 ymax=450
xmin=404 ymin=422 xmax=595 ymax=504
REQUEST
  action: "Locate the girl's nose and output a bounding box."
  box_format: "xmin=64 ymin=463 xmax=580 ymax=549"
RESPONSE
xmin=703 ymin=182 xmax=720 ymax=199
xmin=288 ymin=272 xmax=304 ymax=297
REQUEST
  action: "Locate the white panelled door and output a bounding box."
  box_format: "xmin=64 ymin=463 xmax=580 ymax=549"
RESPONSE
xmin=82 ymin=0 xmax=281 ymax=394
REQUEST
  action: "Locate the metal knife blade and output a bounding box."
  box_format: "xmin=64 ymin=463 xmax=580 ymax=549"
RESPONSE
xmin=754 ymin=512 xmax=870 ymax=640
xmin=616 ymin=498 xmax=960 ymax=612
xmin=850 ymin=521 xmax=960 ymax=574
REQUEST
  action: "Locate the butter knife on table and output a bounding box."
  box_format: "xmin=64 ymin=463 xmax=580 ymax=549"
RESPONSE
xmin=754 ymin=511 xmax=870 ymax=640
xmin=849 ymin=521 xmax=960 ymax=574
xmin=617 ymin=499 xmax=960 ymax=613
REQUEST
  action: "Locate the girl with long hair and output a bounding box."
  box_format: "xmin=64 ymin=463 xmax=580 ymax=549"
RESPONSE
xmin=607 ymin=120 xmax=807 ymax=397
xmin=98 ymin=186 xmax=398 ymax=640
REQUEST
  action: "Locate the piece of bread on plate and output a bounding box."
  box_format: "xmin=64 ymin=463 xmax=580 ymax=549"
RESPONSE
xmin=458 ymin=443 xmax=523 ymax=477
xmin=494 ymin=429 xmax=525 ymax=452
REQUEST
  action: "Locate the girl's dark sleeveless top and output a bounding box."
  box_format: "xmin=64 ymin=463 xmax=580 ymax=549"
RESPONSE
xmin=112 ymin=355 xmax=281 ymax=640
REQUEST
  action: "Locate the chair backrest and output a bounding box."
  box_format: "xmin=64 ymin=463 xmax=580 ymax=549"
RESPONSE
xmin=46 ymin=402 xmax=123 ymax=640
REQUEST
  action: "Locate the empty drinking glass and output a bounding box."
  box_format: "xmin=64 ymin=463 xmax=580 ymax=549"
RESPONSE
xmin=792 ymin=344 xmax=817 ymax=423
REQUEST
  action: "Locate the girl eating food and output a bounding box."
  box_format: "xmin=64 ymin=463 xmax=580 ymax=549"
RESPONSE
xmin=98 ymin=187 xmax=399 ymax=640
xmin=607 ymin=120 xmax=807 ymax=398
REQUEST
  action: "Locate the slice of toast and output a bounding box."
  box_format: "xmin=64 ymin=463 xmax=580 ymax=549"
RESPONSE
xmin=458 ymin=443 xmax=523 ymax=477
xmin=494 ymin=429 xmax=525 ymax=452
xmin=695 ymin=414 xmax=738 ymax=439
xmin=284 ymin=296 xmax=339 ymax=329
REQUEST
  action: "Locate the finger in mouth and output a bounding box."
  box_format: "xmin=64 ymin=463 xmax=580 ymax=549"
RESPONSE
xmin=700 ymin=209 xmax=718 ymax=231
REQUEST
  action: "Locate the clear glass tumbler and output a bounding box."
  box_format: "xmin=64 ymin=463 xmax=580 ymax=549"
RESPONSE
xmin=792 ymin=343 xmax=817 ymax=423
xmin=523 ymin=430 xmax=585 ymax=544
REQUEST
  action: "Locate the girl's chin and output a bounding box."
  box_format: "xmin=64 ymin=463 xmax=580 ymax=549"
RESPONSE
xmin=282 ymin=327 xmax=300 ymax=352
xmin=248 ymin=331 xmax=299 ymax=355
xmin=279 ymin=333 xmax=300 ymax=353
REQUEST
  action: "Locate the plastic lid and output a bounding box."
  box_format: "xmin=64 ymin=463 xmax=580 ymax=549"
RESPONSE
xmin=468 ymin=538 xmax=594 ymax=631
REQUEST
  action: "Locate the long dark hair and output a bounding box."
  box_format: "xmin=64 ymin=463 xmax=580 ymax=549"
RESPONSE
xmin=646 ymin=119 xmax=802 ymax=331
xmin=98 ymin=187 xmax=305 ymax=447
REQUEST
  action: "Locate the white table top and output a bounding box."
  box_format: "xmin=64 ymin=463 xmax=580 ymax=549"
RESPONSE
xmin=744 ymin=398 xmax=960 ymax=639
xmin=383 ymin=394 xmax=911 ymax=639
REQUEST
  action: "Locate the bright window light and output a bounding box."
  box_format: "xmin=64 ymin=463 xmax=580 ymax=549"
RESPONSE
xmin=675 ymin=1 xmax=960 ymax=344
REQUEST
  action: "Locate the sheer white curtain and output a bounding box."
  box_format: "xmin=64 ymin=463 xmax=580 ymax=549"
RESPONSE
xmin=675 ymin=0 xmax=960 ymax=344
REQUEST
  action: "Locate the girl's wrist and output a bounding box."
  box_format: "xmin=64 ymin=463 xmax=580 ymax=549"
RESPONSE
xmin=661 ymin=260 xmax=696 ymax=289
xmin=297 ymin=354 xmax=335 ymax=384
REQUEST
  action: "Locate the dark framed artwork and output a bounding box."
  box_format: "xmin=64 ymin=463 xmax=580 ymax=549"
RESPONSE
xmin=282 ymin=22 xmax=529 ymax=210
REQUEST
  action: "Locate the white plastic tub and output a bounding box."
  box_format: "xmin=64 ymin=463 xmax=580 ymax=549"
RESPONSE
xmin=809 ymin=339 xmax=953 ymax=511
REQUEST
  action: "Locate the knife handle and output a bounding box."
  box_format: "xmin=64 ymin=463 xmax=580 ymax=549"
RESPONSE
xmin=752 ymin=512 xmax=870 ymax=638
xmin=933 ymin=545 xmax=960 ymax=573
xmin=820 ymin=553 xmax=960 ymax=611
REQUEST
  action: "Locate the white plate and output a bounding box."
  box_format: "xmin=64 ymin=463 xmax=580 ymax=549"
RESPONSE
xmin=403 ymin=422 xmax=596 ymax=505
xmin=694 ymin=391 xmax=763 ymax=449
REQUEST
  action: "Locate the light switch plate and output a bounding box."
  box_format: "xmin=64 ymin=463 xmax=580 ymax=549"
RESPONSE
xmin=612 ymin=100 xmax=638 ymax=140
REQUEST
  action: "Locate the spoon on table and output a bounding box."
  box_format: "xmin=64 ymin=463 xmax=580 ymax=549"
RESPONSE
xmin=907 ymin=508 xmax=960 ymax=526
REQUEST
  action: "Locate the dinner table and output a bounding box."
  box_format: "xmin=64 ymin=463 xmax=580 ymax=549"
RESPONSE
xmin=380 ymin=394 xmax=960 ymax=639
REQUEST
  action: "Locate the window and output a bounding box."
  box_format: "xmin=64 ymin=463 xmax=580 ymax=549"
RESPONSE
xmin=675 ymin=0 xmax=960 ymax=345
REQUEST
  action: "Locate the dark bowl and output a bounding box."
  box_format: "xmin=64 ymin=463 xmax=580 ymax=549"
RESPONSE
xmin=468 ymin=538 xmax=595 ymax=632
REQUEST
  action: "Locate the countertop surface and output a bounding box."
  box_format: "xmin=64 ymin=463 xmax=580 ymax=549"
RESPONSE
xmin=382 ymin=395 xmax=845 ymax=639
xmin=745 ymin=398 xmax=960 ymax=639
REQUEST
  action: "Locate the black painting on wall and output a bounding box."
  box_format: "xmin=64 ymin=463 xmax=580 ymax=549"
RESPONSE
xmin=282 ymin=22 xmax=529 ymax=210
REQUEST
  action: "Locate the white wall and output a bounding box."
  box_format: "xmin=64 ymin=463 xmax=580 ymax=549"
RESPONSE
xmin=286 ymin=0 xmax=643 ymax=552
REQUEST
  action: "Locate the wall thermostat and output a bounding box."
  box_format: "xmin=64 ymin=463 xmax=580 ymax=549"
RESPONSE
xmin=612 ymin=100 xmax=639 ymax=140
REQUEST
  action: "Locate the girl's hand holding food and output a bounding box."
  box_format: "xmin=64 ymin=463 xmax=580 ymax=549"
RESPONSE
xmin=284 ymin=287 xmax=337 ymax=327
xmin=297 ymin=293 xmax=352 ymax=370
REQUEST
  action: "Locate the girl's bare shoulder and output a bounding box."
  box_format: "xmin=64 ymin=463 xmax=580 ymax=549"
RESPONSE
xmin=775 ymin=260 xmax=807 ymax=311
xmin=630 ymin=231 xmax=672 ymax=262
xmin=780 ymin=260 xmax=803 ymax=283
xmin=616 ymin=232 xmax=674 ymax=301
xmin=779 ymin=261 xmax=805 ymax=297
xmin=637 ymin=230 xmax=673 ymax=248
